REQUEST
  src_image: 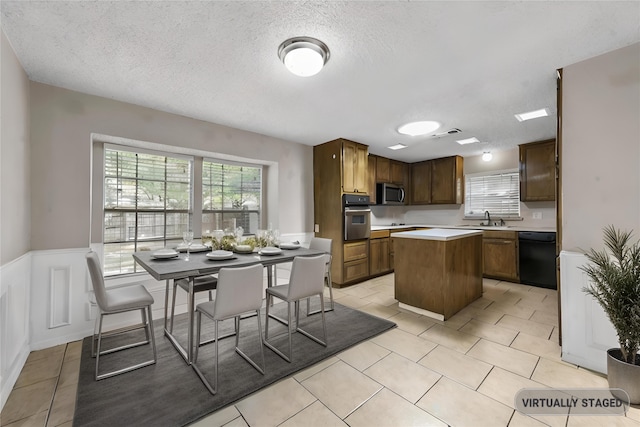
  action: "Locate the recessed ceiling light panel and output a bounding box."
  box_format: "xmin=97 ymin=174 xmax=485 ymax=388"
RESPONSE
xmin=515 ymin=108 xmax=550 ymax=122
xmin=456 ymin=137 xmax=479 ymax=145
xmin=278 ymin=37 xmax=330 ymax=77
xmin=397 ymin=121 xmax=440 ymax=136
xmin=388 ymin=143 xmax=407 ymax=150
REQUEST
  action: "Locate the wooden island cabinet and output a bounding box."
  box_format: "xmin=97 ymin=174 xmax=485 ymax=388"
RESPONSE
xmin=392 ymin=229 xmax=483 ymax=320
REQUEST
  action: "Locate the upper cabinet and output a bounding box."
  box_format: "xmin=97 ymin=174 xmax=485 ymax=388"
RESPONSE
xmin=519 ymin=139 xmax=556 ymax=201
xmin=411 ymin=155 xmax=464 ymax=205
xmin=367 ymin=155 xmax=377 ymax=204
xmin=374 ymin=156 xmax=406 ymax=185
xmin=411 ymin=160 xmax=431 ymax=204
xmin=342 ymin=139 xmax=369 ymax=193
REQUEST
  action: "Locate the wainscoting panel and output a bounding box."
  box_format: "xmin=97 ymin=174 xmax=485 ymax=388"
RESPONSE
xmin=49 ymin=266 xmax=72 ymax=328
xmin=560 ymin=250 xmax=617 ymax=374
xmin=0 ymin=252 xmax=31 ymax=411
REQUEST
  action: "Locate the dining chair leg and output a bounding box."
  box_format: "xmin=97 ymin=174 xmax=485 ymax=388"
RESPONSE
xmin=95 ymin=313 xmax=105 ymax=381
xmin=194 ymin=311 xmax=202 ymax=362
xmin=327 ymin=271 xmax=334 ymax=311
xmin=287 ymin=302 xmax=293 ymax=362
xmin=170 ymin=281 xmax=178 ymax=333
xmin=264 ymin=294 xmax=271 ymax=340
xmin=147 ymin=306 xmax=158 ymax=361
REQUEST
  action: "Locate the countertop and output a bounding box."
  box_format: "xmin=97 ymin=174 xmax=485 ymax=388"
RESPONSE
xmin=390 ymin=228 xmax=484 ymax=241
xmin=372 ymin=223 xmax=556 ymax=233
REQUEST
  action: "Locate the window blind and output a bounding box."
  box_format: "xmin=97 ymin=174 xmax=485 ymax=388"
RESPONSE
xmin=202 ymin=161 xmax=262 ymax=234
xmin=464 ymin=170 xmax=520 ymax=218
xmin=103 ymin=148 xmax=192 ymax=275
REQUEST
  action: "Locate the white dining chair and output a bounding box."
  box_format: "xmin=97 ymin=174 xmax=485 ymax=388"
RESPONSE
xmin=169 ymin=275 xmax=218 ymax=333
xmin=264 ymin=255 xmax=327 ymax=362
xmin=306 ymin=237 xmax=334 ymax=315
xmin=85 ymin=251 xmax=157 ymax=381
xmin=192 ymin=263 xmax=265 ymax=395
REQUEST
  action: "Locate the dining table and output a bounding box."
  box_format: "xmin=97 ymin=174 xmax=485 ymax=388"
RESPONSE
xmin=132 ymin=246 xmax=326 ymax=364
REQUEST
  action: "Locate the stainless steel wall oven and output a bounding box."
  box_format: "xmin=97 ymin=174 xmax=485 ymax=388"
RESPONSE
xmin=343 ymin=194 xmax=371 ymax=241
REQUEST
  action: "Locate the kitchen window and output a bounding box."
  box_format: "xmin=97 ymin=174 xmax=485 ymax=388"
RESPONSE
xmin=202 ymin=160 xmax=261 ymax=234
xmin=103 ymin=147 xmax=193 ymax=276
xmin=464 ymin=170 xmax=520 ymax=219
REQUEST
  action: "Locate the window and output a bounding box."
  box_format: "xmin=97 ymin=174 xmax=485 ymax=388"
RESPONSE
xmin=103 ymin=147 xmax=192 ymax=275
xmin=202 ymin=160 xmax=261 ymax=234
xmin=464 ymin=170 xmax=520 ymax=218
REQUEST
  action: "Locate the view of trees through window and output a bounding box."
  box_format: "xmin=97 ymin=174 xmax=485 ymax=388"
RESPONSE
xmin=103 ymin=148 xmax=192 ymax=275
xmin=202 ymin=161 xmax=261 ymax=235
xmin=102 ymin=147 xmax=262 ymax=276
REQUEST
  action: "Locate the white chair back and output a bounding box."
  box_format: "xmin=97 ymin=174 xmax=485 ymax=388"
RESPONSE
xmin=287 ymin=255 xmax=326 ymax=301
xmin=86 ymin=252 xmax=108 ymax=311
xmin=214 ymin=264 xmax=263 ymax=320
xmin=309 ymin=237 xmax=332 ymax=270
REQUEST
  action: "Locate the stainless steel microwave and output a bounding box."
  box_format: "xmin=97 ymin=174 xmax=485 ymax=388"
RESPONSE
xmin=376 ymin=183 xmax=405 ymax=205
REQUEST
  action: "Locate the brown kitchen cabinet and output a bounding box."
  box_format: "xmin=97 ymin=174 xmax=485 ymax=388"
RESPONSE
xmin=343 ymin=240 xmax=369 ymax=282
xmin=391 ymin=160 xmax=407 ymax=185
xmin=367 ymin=155 xmax=377 ymax=204
xmin=342 ymin=139 xmax=369 ymax=193
xmin=519 ymin=139 xmax=556 ymax=201
xmin=410 ymin=155 xmax=463 ymax=205
xmin=313 ymin=138 xmax=370 ymax=287
xmin=376 ymin=156 xmax=390 ymax=183
xmin=369 ymin=230 xmax=391 ymax=276
xmin=410 ymin=160 xmax=432 ymax=204
xmin=483 ymin=230 xmax=519 ymax=281
xmin=389 ymin=227 xmax=414 ymax=270
xmin=431 ymin=155 xmax=464 ymax=204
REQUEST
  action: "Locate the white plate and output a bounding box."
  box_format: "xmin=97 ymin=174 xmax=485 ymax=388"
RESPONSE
xmin=176 ymin=243 xmax=209 ymax=253
xmin=259 ymin=247 xmax=283 ymax=256
xmin=152 ymin=249 xmax=179 ymax=259
xmin=206 ymin=250 xmax=235 ymax=261
xmin=279 ymin=242 xmax=301 ymax=250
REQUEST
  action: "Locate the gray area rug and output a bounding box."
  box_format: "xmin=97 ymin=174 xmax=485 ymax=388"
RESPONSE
xmin=73 ymin=302 xmax=396 ymax=427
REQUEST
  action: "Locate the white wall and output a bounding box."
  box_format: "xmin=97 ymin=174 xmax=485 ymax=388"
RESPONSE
xmin=371 ymin=148 xmax=556 ymax=229
xmin=560 ymin=42 xmax=640 ymax=373
xmin=0 ymin=29 xmax=32 ymax=411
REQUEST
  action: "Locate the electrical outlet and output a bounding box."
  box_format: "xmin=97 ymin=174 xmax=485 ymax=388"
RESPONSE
xmin=533 ymin=212 xmax=543 ymax=220
xmin=314 ymin=224 xmax=319 ymax=233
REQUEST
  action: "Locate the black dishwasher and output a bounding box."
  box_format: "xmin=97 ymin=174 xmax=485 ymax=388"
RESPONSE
xmin=518 ymin=232 xmax=557 ymax=289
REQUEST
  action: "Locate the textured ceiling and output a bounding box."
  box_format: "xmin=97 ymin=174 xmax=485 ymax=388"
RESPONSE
xmin=2 ymin=1 xmax=639 ymax=162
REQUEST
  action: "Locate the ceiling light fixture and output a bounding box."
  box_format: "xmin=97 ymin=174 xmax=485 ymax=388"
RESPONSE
xmin=514 ymin=108 xmax=550 ymax=122
xmin=482 ymin=152 xmax=493 ymax=162
xmin=456 ymin=137 xmax=479 ymax=145
xmin=397 ymin=121 xmax=441 ymax=136
xmin=278 ymin=37 xmax=330 ymax=77
xmin=388 ymin=143 xmax=407 ymax=150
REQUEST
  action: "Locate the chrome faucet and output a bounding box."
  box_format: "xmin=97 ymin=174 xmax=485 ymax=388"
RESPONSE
xmin=484 ymin=210 xmax=491 ymax=226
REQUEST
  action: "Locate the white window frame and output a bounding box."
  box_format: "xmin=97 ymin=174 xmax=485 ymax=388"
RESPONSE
xmin=464 ymin=169 xmax=521 ymax=220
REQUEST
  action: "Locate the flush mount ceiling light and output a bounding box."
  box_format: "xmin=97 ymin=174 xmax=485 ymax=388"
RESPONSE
xmin=388 ymin=143 xmax=407 ymax=150
xmin=397 ymin=121 xmax=441 ymax=136
xmin=515 ymin=108 xmax=550 ymax=122
xmin=278 ymin=37 xmax=330 ymax=77
xmin=456 ymin=137 xmax=479 ymax=145
xmin=482 ymin=152 xmax=493 ymax=162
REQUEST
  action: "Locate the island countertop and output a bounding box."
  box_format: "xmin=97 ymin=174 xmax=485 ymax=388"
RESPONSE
xmin=390 ymin=228 xmax=483 ymax=241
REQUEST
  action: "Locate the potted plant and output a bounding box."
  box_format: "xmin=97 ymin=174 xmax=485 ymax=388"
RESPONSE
xmin=580 ymin=225 xmax=640 ymax=404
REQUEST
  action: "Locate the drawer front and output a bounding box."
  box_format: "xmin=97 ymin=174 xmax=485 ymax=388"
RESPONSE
xmin=370 ymin=229 xmax=390 ymax=239
xmin=483 ymin=230 xmax=517 ymax=240
xmin=344 ymin=241 xmax=368 ymax=262
xmin=344 ymin=259 xmax=369 ymax=282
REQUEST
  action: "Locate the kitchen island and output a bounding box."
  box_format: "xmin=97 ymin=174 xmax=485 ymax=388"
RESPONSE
xmin=391 ymin=228 xmax=483 ymax=320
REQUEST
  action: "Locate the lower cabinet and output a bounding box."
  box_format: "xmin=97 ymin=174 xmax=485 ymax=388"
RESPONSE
xmin=482 ymin=230 xmax=519 ymax=281
xmin=343 ymin=240 xmax=369 ymax=282
xmin=369 ymin=230 xmax=391 ymax=276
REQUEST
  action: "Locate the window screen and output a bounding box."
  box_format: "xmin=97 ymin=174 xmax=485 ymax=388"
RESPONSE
xmin=464 ymin=170 xmax=520 ymax=218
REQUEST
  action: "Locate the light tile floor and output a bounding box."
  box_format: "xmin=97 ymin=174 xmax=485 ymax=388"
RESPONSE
xmin=2 ymin=274 xmax=639 ymax=427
